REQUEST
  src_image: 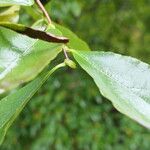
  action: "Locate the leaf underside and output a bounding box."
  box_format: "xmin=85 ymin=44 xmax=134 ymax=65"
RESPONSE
xmin=73 ymin=50 xmax=150 ymax=128
xmin=54 ymin=23 xmax=90 ymax=51
xmin=0 ymin=22 xmax=69 ymax=43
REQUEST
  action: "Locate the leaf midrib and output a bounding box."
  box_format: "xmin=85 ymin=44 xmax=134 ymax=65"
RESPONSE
xmin=76 ymin=51 xmax=150 ymax=105
xmin=0 ymin=28 xmax=61 ymax=81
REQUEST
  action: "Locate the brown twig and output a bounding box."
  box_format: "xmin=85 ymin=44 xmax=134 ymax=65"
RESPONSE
xmin=36 ymin=0 xmax=51 ymax=24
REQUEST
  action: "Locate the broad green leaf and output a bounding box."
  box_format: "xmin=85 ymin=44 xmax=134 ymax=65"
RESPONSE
xmin=0 ymin=0 xmax=34 ymax=7
xmin=72 ymin=50 xmax=150 ymax=128
xmin=0 ymin=26 xmax=63 ymax=94
xmin=0 ymin=6 xmax=20 ymax=23
xmin=0 ymin=62 xmax=65 ymax=145
xmin=54 ymin=23 xmax=90 ymax=51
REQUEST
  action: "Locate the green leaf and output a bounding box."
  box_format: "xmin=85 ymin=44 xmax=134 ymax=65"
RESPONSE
xmin=72 ymin=50 xmax=150 ymax=128
xmin=0 ymin=25 xmax=63 ymax=94
xmin=54 ymin=23 xmax=90 ymax=51
xmin=0 ymin=6 xmax=20 ymax=23
xmin=0 ymin=0 xmax=34 ymax=6
xmin=0 ymin=62 xmax=65 ymax=145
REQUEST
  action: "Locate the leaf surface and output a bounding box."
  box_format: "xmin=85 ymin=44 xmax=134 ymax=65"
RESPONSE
xmin=0 ymin=6 xmax=20 ymax=23
xmin=0 ymin=63 xmax=65 ymax=145
xmin=55 ymin=23 xmax=90 ymax=51
xmin=73 ymin=50 xmax=150 ymax=128
xmin=0 ymin=22 xmax=69 ymax=43
xmin=0 ymin=0 xmax=34 ymax=6
xmin=0 ymin=25 xmax=63 ymax=93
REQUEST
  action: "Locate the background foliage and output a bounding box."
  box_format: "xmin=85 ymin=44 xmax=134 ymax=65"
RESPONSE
xmin=1 ymin=0 xmax=150 ymax=149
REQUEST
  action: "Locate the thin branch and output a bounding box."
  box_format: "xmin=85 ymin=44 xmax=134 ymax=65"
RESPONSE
xmin=63 ymin=48 xmax=69 ymax=59
xmin=36 ymin=0 xmax=51 ymax=24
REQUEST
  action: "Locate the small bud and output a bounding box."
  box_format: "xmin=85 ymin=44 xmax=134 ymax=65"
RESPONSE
xmin=64 ymin=59 xmax=77 ymax=69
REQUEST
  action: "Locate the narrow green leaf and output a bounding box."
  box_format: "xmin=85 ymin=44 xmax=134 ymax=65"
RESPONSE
xmin=0 ymin=25 xmax=63 ymax=93
xmin=0 ymin=22 xmax=69 ymax=43
xmin=73 ymin=50 xmax=150 ymax=128
xmin=54 ymin=23 xmax=90 ymax=51
xmin=0 ymin=62 xmax=65 ymax=145
xmin=0 ymin=0 xmax=34 ymax=6
xmin=0 ymin=6 xmax=20 ymax=23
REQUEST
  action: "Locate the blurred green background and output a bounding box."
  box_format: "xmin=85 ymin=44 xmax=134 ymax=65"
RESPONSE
xmin=1 ymin=0 xmax=150 ymax=149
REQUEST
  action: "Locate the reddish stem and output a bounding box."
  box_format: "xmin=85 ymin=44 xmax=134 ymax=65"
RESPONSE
xmin=36 ymin=0 xmax=51 ymax=24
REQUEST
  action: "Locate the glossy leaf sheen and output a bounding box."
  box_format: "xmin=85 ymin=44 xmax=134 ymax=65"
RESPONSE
xmin=73 ymin=50 xmax=150 ymax=128
xmin=0 ymin=63 xmax=65 ymax=144
xmin=0 ymin=26 xmax=62 ymax=93
xmin=0 ymin=0 xmax=34 ymax=6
